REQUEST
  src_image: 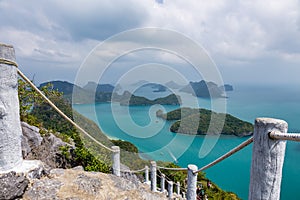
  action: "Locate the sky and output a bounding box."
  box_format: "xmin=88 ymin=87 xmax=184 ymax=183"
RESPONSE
xmin=1 ymin=0 xmax=300 ymax=87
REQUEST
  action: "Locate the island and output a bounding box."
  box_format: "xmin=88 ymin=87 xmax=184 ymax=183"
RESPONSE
xmin=117 ymin=91 xmax=181 ymax=106
xmin=157 ymin=107 xmax=253 ymax=137
xmin=140 ymin=83 xmax=167 ymax=92
xmin=39 ymin=81 xmax=181 ymax=106
xmin=219 ymin=84 xmax=234 ymax=92
xmin=180 ymin=80 xmax=233 ymax=98
xmin=165 ymin=81 xmax=182 ymax=89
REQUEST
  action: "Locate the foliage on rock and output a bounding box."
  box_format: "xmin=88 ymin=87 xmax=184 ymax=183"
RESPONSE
xmin=18 ymin=79 xmax=109 ymax=173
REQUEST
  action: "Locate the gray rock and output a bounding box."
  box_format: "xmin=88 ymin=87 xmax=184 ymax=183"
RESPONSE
xmin=111 ymin=174 xmax=138 ymax=191
xmin=49 ymin=168 xmax=65 ymax=177
xmin=72 ymin=166 xmax=84 ymax=171
xmin=24 ymin=179 xmax=63 ymax=200
xmin=0 ymin=171 xmax=29 ymax=199
xmin=22 ymin=125 xmax=77 ymax=169
xmin=23 ymin=168 xmax=168 ymax=200
xmin=21 ymin=122 xmax=43 ymax=157
xmin=74 ymin=173 xmax=102 ymax=195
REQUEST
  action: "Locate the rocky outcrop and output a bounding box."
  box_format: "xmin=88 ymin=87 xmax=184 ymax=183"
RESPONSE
xmin=22 ymin=167 xmax=168 ymax=200
xmin=21 ymin=122 xmax=77 ymax=169
xmin=21 ymin=122 xmax=43 ymax=157
xmin=0 ymin=172 xmax=29 ymax=199
xmin=0 ymin=122 xmax=170 ymax=200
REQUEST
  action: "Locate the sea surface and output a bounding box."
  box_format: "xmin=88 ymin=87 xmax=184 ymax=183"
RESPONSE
xmin=73 ymin=85 xmax=300 ymax=200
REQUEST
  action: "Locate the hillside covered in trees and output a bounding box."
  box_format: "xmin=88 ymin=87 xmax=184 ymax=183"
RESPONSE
xmin=157 ymin=107 xmax=253 ymax=137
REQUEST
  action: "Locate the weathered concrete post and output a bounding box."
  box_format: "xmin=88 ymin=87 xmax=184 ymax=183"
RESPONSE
xmin=150 ymin=161 xmax=157 ymax=192
xmin=161 ymin=173 xmax=165 ymax=193
xmin=249 ymin=118 xmax=288 ymax=200
xmin=145 ymin=165 xmax=149 ymax=184
xmin=176 ymin=181 xmax=180 ymax=195
xmin=111 ymin=146 xmax=120 ymax=177
xmin=182 ymin=191 xmax=186 ymax=199
xmin=187 ymin=164 xmax=198 ymax=200
xmin=167 ymin=181 xmax=173 ymax=199
xmin=0 ymin=44 xmax=23 ymax=171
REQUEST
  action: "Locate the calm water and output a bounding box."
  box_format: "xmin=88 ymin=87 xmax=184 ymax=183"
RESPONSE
xmin=73 ymin=85 xmax=300 ymax=200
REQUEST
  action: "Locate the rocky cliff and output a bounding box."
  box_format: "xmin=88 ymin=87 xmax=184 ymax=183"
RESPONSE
xmin=0 ymin=122 xmax=170 ymax=200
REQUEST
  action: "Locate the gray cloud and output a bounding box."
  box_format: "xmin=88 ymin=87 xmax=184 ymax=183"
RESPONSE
xmin=1 ymin=0 xmax=300 ymax=85
xmin=42 ymin=0 xmax=149 ymax=41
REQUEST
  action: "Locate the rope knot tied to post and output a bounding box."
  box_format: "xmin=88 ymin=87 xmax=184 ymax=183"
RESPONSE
xmin=0 ymin=58 xmax=18 ymax=67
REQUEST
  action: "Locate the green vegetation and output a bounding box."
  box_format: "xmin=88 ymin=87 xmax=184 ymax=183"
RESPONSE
xmin=157 ymin=107 xmax=253 ymax=137
xmin=180 ymin=80 xmax=225 ymax=98
xmin=156 ymin=162 xmax=240 ymax=199
xmin=18 ymin=79 xmax=149 ymax=171
xmin=111 ymin=140 xmax=138 ymax=153
xmin=198 ymin=179 xmax=240 ymax=200
xmin=19 ymin=79 xmax=110 ymax=172
xmin=120 ymin=93 xmax=181 ymax=106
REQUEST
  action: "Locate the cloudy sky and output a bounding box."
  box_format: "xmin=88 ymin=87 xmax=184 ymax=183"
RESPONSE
xmin=1 ymin=0 xmax=300 ymax=86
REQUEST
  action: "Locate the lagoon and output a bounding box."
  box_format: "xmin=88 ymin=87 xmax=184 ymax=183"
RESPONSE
xmin=73 ymin=85 xmax=300 ymax=199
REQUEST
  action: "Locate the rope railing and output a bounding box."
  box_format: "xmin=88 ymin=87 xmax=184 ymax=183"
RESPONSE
xmin=120 ymin=167 xmax=146 ymax=174
xmin=269 ymin=131 xmax=300 ymax=142
xmin=17 ymin=69 xmax=114 ymax=152
xmin=194 ymin=136 xmax=253 ymax=173
xmin=157 ymin=168 xmax=172 ymax=182
xmin=157 ymin=166 xmax=188 ymax=171
xmin=0 ymin=58 xmax=18 ymax=67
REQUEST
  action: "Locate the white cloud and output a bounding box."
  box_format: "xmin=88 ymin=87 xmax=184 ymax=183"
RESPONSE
xmin=0 ymin=0 xmax=300 ymax=84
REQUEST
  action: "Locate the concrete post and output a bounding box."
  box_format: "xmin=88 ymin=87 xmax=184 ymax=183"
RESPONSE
xmin=168 ymin=181 xmax=173 ymax=199
xmin=111 ymin=146 xmax=120 ymax=176
xmin=182 ymin=191 xmax=186 ymax=199
xmin=150 ymin=161 xmax=157 ymax=192
xmin=145 ymin=165 xmax=149 ymax=184
xmin=0 ymin=44 xmax=23 ymax=171
xmin=177 ymin=181 xmax=180 ymax=195
xmin=187 ymin=164 xmax=198 ymax=200
xmin=249 ymin=118 xmax=288 ymax=200
xmin=161 ymin=173 xmax=165 ymax=193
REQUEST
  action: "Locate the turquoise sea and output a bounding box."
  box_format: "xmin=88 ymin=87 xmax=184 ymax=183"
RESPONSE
xmin=73 ymin=85 xmax=300 ymax=200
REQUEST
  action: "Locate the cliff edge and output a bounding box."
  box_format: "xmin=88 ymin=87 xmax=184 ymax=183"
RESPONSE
xmin=0 ymin=122 xmax=169 ymax=200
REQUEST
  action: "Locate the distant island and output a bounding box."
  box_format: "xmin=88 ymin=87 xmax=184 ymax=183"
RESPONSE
xmin=219 ymin=84 xmax=234 ymax=92
xmin=39 ymin=81 xmax=181 ymax=106
xmin=180 ymin=80 xmax=233 ymax=98
xmin=83 ymin=81 xmax=114 ymax=93
xmin=117 ymin=91 xmax=181 ymax=106
xmin=141 ymin=83 xmax=167 ymax=92
xmin=165 ymin=81 xmax=182 ymax=89
xmin=157 ymin=107 xmax=253 ymax=137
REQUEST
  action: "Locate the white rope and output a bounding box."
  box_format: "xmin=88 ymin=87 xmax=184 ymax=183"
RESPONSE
xmin=0 ymin=58 xmax=18 ymax=67
xmin=157 ymin=168 xmax=172 ymax=181
xmin=157 ymin=173 xmax=162 ymax=179
xmin=157 ymin=166 xmax=187 ymax=171
xmin=269 ymin=131 xmax=300 ymax=142
xmin=17 ymin=69 xmax=114 ymax=152
xmin=194 ymin=136 xmax=253 ymax=173
xmin=120 ymin=167 xmax=146 ymax=173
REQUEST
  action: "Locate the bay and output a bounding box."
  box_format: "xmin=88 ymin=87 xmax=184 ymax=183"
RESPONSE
xmin=73 ymin=85 xmax=300 ymax=200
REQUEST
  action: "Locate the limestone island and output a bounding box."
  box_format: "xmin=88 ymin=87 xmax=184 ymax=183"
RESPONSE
xmin=157 ymin=107 xmax=253 ymax=137
xmin=180 ymin=80 xmax=233 ymax=98
xmin=39 ymin=81 xmax=182 ymax=106
xmin=117 ymin=91 xmax=181 ymax=106
xmin=140 ymin=83 xmax=167 ymax=92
